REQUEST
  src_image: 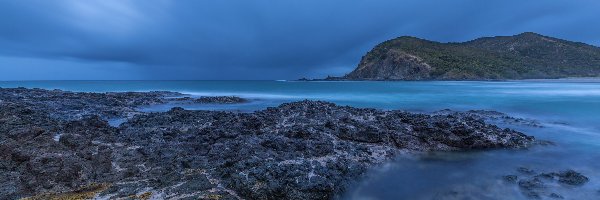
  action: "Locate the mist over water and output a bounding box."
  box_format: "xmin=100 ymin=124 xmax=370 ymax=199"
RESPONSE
xmin=2 ymin=80 xmax=600 ymax=199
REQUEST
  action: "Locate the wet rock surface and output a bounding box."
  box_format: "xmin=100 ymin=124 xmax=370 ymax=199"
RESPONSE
xmin=0 ymin=88 xmax=535 ymax=199
xmin=0 ymin=87 xmax=181 ymax=121
xmin=194 ymin=96 xmax=248 ymax=104
xmin=168 ymin=95 xmax=249 ymax=104
xmin=504 ymin=167 xmax=590 ymax=199
xmin=434 ymin=109 xmax=544 ymax=128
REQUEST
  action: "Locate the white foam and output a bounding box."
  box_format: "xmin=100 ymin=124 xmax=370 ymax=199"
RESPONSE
xmin=53 ymin=133 xmax=62 ymax=142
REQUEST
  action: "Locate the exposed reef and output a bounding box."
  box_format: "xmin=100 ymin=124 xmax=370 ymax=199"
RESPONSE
xmin=0 ymin=88 xmax=537 ymax=199
xmin=0 ymin=87 xmax=249 ymax=121
xmin=194 ymin=96 xmax=248 ymax=104
xmin=168 ymin=96 xmax=249 ymax=104
xmin=0 ymin=87 xmax=181 ymax=121
xmin=504 ymin=167 xmax=590 ymax=199
xmin=434 ymin=109 xmax=544 ymax=128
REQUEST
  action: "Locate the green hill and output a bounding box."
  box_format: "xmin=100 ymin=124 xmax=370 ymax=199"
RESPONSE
xmin=344 ymin=32 xmax=600 ymax=80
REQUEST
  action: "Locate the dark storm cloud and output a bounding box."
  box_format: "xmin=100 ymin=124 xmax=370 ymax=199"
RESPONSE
xmin=1 ymin=0 xmax=599 ymax=80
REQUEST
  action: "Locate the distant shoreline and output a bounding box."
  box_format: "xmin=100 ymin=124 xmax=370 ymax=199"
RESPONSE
xmin=297 ymin=76 xmax=600 ymax=82
xmin=1 ymin=77 xmax=600 ymax=83
xmin=517 ymin=77 xmax=600 ymax=82
xmin=342 ymin=32 xmax=600 ymax=81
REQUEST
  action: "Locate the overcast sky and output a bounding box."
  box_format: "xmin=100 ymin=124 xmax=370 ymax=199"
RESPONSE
xmin=1 ymin=0 xmax=599 ymax=80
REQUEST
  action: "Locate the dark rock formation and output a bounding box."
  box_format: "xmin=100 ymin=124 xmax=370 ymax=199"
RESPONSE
xmin=550 ymin=170 xmax=589 ymax=186
xmin=503 ymin=175 xmax=519 ymax=183
xmin=194 ymin=96 xmax=248 ymax=104
xmin=434 ymin=109 xmax=543 ymax=128
xmin=0 ymin=87 xmax=181 ymax=120
xmin=0 ymin=88 xmax=534 ymax=199
xmin=343 ymin=32 xmax=600 ymax=80
xmin=506 ymin=167 xmax=590 ymax=199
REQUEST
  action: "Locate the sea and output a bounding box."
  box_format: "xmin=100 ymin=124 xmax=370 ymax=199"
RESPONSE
xmin=1 ymin=80 xmax=599 ymax=199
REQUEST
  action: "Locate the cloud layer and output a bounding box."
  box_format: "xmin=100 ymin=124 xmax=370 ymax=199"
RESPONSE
xmin=1 ymin=0 xmax=599 ymax=80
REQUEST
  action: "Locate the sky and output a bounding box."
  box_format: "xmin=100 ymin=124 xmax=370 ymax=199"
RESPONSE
xmin=1 ymin=0 xmax=599 ymax=80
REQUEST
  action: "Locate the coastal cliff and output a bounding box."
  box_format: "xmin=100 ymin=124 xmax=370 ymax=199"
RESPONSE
xmin=344 ymin=32 xmax=600 ymax=80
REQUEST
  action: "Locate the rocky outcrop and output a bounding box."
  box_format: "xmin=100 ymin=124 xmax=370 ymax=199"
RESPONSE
xmin=194 ymin=96 xmax=248 ymax=104
xmin=169 ymin=96 xmax=249 ymax=104
xmin=434 ymin=109 xmax=544 ymax=128
xmin=504 ymin=167 xmax=590 ymax=199
xmin=0 ymin=87 xmax=249 ymax=121
xmin=0 ymin=87 xmax=181 ymax=120
xmin=0 ymin=88 xmax=535 ymax=199
xmin=345 ymin=49 xmax=433 ymax=80
xmin=0 ymin=103 xmax=119 ymax=199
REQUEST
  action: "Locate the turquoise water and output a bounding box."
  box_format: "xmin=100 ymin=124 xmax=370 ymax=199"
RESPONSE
xmin=2 ymin=80 xmax=600 ymax=199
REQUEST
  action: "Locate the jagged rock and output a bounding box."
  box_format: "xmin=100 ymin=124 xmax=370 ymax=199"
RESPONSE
xmin=0 ymin=87 xmax=181 ymax=121
xmin=555 ymin=170 xmax=589 ymax=186
xmin=506 ymin=168 xmax=590 ymax=199
xmin=434 ymin=109 xmax=543 ymax=128
xmin=167 ymin=96 xmax=249 ymax=104
xmin=194 ymin=96 xmax=248 ymax=104
xmin=0 ymin=88 xmax=535 ymax=199
xmin=518 ymin=177 xmax=545 ymax=199
xmin=503 ymin=175 xmax=518 ymax=183
xmin=518 ymin=167 xmax=537 ymax=175
xmin=550 ymin=193 xmax=564 ymax=199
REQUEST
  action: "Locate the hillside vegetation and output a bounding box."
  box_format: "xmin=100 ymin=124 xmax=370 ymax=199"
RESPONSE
xmin=344 ymin=32 xmax=600 ymax=80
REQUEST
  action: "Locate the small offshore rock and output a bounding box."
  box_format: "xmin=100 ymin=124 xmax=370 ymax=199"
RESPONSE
xmin=556 ymin=170 xmax=589 ymax=186
xmin=517 ymin=167 xmax=536 ymax=175
xmin=518 ymin=177 xmax=545 ymax=199
xmin=194 ymin=96 xmax=248 ymax=104
xmin=503 ymin=175 xmax=518 ymax=183
xmin=518 ymin=177 xmax=545 ymax=190
xmin=171 ymin=96 xmax=194 ymax=101
xmin=511 ymin=168 xmax=590 ymax=199
xmin=550 ymin=193 xmax=564 ymax=199
xmin=534 ymin=140 xmax=556 ymax=146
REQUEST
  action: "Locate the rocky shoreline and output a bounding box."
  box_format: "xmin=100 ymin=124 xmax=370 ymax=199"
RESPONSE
xmin=0 ymin=87 xmax=563 ymax=199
